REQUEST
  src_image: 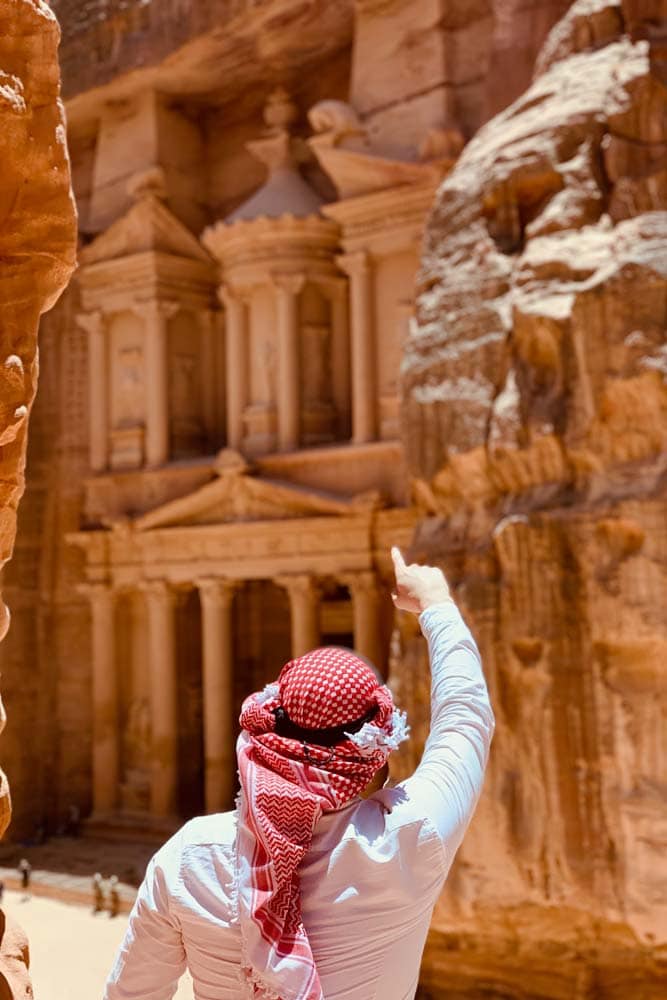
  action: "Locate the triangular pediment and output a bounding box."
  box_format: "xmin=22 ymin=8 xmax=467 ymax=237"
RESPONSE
xmin=133 ymin=459 xmax=380 ymax=532
xmin=81 ymin=195 xmax=211 ymax=266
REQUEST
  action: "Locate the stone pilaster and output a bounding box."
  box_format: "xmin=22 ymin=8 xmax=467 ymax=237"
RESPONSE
xmin=220 ymin=285 xmax=248 ymax=450
xmin=142 ymin=580 xmax=179 ymax=817
xmin=277 ymin=573 xmax=321 ymax=657
xmin=273 ymin=273 xmax=305 ymax=452
xmin=337 ymin=251 xmax=376 ymax=443
xmin=144 ymin=299 xmax=179 ymax=467
xmin=80 ymin=582 xmax=119 ymax=814
xmin=342 ymin=569 xmax=383 ymax=668
xmin=78 ymin=311 xmax=108 ymax=472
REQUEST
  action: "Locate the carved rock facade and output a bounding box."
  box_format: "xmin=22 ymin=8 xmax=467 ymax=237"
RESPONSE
xmin=401 ymin=1 xmax=667 ymax=995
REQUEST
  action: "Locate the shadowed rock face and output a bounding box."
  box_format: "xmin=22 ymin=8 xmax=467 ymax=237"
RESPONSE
xmin=0 ymin=1 xmax=76 ymax=678
xmin=397 ymin=2 xmax=667 ymax=996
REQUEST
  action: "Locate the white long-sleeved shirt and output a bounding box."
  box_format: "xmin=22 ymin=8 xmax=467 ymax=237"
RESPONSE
xmin=105 ymin=601 xmax=494 ymax=1000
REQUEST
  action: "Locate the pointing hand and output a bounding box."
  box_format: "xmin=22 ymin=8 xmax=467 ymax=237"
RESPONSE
xmin=390 ymin=546 xmax=452 ymax=615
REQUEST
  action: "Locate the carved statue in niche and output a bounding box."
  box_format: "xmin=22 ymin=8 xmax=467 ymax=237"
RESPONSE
xmin=171 ymin=352 xmax=197 ymax=413
xmin=121 ymin=698 xmax=151 ymax=811
xmin=300 ymin=322 xmax=335 ymax=445
xmin=258 ymin=338 xmax=276 ymax=405
xmin=170 ymin=351 xmax=203 ymax=457
xmin=298 ymin=283 xmax=335 ymax=444
xmin=302 ymin=324 xmax=331 ymax=406
xmin=116 ymin=346 xmax=145 ymax=427
xmin=244 ymin=325 xmax=277 ymax=454
xmin=110 ymin=341 xmax=146 ymax=469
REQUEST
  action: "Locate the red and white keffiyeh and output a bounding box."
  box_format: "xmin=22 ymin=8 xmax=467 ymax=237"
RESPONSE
xmin=236 ymin=646 xmax=409 ymax=1000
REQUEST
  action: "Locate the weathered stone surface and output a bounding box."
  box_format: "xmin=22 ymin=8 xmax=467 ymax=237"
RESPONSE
xmin=0 ymin=0 xmax=76 ymax=609
xmin=399 ymin=1 xmax=667 ymax=994
xmin=0 ymin=2 xmax=76 ymax=994
xmin=51 ymin=0 xmax=355 ymax=108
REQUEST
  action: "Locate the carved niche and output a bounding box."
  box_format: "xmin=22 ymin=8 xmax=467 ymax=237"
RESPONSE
xmin=168 ymin=309 xmax=205 ymax=458
xmin=109 ymin=310 xmax=146 ymax=469
xmin=299 ymin=282 xmax=336 ymax=445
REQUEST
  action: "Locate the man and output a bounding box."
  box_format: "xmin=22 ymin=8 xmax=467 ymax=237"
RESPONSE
xmin=92 ymin=873 xmax=104 ymax=915
xmin=16 ymin=863 xmax=30 ymax=901
xmin=108 ymin=876 xmax=121 ymax=919
xmin=105 ymin=548 xmax=494 ymax=1000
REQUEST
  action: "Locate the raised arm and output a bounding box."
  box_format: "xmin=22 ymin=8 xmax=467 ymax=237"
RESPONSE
xmin=391 ymin=548 xmax=495 ymax=856
xmin=104 ymin=852 xmax=186 ymax=1000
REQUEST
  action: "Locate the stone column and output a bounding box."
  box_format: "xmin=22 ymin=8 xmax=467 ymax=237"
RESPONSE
xmin=78 ymin=311 xmax=108 ymax=472
xmin=277 ymin=574 xmax=321 ymax=658
xmin=338 ymin=251 xmax=376 ymax=443
xmin=220 ymin=286 xmax=247 ymax=450
xmin=81 ymin=583 xmax=119 ymax=814
xmin=197 ymin=578 xmax=238 ymax=814
xmin=143 ymin=580 xmax=179 ymax=817
xmin=144 ymin=300 xmax=178 ymax=468
xmin=342 ymin=570 xmax=383 ymax=668
xmin=273 ymin=273 xmax=305 ymax=452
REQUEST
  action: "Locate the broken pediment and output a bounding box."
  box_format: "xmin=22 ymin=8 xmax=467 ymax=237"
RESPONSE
xmin=80 ymin=192 xmax=212 ymax=267
xmin=307 ymin=99 xmax=445 ymax=200
xmin=132 ymin=458 xmax=381 ymax=531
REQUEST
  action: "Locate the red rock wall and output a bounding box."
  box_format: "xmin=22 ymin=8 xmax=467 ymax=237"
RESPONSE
xmin=400 ymin=1 xmax=667 ymax=995
xmin=51 ymin=0 xmax=355 ymax=103
xmin=0 ymin=0 xmax=76 ymax=840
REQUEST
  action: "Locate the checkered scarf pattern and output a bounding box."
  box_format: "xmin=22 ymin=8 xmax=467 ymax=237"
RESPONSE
xmin=236 ymin=647 xmax=398 ymax=1000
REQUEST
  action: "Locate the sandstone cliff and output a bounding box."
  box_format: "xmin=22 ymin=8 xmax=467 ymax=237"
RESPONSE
xmin=0 ymin=0 xmax=76 ymax=726
xmin=0 ymin=0 xmax=75 ymax=992
xmin=399 ymin=1 xmax=667 ymax=996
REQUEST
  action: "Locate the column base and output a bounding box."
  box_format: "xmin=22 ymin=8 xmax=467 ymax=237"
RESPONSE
xmin=83 ymin=810 xmax=181 ymax=845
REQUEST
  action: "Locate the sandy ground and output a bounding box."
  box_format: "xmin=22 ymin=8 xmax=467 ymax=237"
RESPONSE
xmin=2 ymin=889 xmax=193 ymax=999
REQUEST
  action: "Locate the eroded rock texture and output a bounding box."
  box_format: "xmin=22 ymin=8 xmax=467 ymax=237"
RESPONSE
xmin=0 ymin=1 xmax=75 ymax=994
xmin=400 ymin=1 xmax=667 ymax=995
xmin=0 ymin=0 xmax=76 ymax=623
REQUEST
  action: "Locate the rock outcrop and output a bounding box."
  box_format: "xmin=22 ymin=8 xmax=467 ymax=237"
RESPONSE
xmin=399 ymin=1 xmax=667 ymax=995
xmin=0 ymin=0 xmax=76 ymax=633
xmin=0 ymin=1 xmax=76 ymax=993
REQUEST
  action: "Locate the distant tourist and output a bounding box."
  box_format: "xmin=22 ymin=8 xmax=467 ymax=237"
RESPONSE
xmin=18 ymin=859 xmax=31 ymax=899
xmin=104 ymin=548 xmax=495 ymax=1000
xmin=92 ymin=872 xmax=104 ymax=915
xmin=108 ymin=875 xmax=120 ymax=918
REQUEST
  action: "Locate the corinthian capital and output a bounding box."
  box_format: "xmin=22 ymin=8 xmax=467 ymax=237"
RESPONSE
xmin=196 ymin=577 xmax=239 ymax=610
xmin=336 ymin=250 xmax=370 ymax=278
xmin=271 ymin=272 xmax=306 ymax=296
xmin=275 ymin=573 xmax=321 ymax=601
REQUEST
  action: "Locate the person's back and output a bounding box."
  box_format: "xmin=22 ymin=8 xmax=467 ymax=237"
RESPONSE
xmin=105 ymin=550 xmax=494 ymax=1000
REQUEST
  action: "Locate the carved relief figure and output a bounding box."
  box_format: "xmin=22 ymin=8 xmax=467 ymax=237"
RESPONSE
xmin=116 ymin=346 xmax=145 ymax=427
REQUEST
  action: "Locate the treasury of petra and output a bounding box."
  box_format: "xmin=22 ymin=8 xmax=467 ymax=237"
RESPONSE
xmin=0 ymin=0 xmax=665 ymax=997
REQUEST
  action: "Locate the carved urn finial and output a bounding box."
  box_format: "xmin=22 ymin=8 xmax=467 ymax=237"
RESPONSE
xmin=126 ymin=165 xmax=168 ymax=202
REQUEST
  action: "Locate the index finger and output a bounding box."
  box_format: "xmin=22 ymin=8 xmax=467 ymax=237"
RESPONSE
xmin=391 ymin=546 xmax=406 ymax=573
